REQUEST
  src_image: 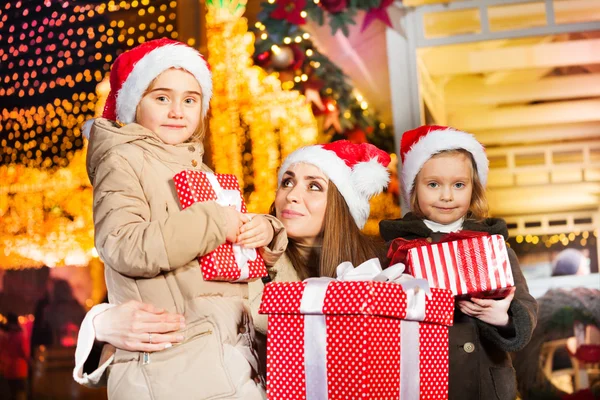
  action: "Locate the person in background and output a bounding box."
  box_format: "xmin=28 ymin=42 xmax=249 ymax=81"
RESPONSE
xmin=0 ymin=313 xmax=29 ymax=400
xmin=552 ymin=248 xmax=590 ymax=277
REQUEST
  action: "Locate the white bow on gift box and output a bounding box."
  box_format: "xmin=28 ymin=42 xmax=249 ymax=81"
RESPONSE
xmin=298 ymin=258 xmax=432 ymax=400
xmin=300 ymin=258 xmax=432 ymax=320
xmin=204 ymin=173 xmax=257 ymax=281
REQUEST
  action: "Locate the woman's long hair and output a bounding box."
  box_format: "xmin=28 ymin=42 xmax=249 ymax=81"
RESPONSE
xmin=273 ymin=182 xmax=386 ymax=280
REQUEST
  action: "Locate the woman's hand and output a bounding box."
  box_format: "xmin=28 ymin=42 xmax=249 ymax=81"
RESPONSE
xmin=236 ymin=214 xmax=275 ymax=249
xmin=94 ymin=300 xmax=185 ymax=352
xmin=457 ymin=287 xmax=516 ymax=327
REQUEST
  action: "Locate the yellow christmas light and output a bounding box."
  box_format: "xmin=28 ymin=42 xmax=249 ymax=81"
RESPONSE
xmin=205 ymin=2 xmax=318 ymax=212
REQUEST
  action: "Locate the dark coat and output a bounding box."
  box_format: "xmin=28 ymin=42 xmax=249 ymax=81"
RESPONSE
xmin=380 ymin=213 xmax=538 ymax=400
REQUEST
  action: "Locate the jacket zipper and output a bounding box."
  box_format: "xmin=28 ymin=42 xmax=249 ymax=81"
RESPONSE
xmin=141 ymin=329 xmax=213 ymax=365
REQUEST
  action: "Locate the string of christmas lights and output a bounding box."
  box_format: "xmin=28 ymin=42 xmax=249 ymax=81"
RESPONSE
xmin=0 ymin=0 xmax=180 ymax=168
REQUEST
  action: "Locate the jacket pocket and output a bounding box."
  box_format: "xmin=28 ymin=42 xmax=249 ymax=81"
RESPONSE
xmin=489 ymin=366 xmax=517 ymax=400
xmin=108 ymin=360 xmax=152 ymax=400
xmin=140 ymin=320 xmax=235 ymax=400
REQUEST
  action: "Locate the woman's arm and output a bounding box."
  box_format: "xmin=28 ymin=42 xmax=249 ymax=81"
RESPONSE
xmin=73 ymin=301 xmax=184 ymax=387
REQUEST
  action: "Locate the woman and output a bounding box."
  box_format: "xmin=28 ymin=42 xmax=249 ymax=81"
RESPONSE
xmin=73 ymin=140 xmax=391 ymax=386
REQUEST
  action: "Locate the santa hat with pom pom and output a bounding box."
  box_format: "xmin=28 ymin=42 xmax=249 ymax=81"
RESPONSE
xmin=278 ymin=140 xmax=391 ymax=229
xmin=82 ymin=38 xmax=212 ymax=138
xmin=400 ymin=125 xmax=489 ymax=206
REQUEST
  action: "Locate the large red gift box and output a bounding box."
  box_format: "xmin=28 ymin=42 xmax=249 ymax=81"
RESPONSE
xmin=259 ymin=280 xmax=454 ymax=399
xmin=404 ymin=234 xmax=514 ymax=298
xmin=173 ymin=170 xmax=267 ymax=282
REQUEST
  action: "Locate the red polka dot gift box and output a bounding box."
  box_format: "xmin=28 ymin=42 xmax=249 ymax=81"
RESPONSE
xmin=259 ymin=260 xmax=455 ymax=400
xmin=173 ymin=170 xmax=267 ymax=282
xmin=389 ymin=231 xmax=515 ymax=299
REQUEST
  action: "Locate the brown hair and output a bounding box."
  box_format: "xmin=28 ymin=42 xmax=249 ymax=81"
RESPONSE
xmin=409 ymin=149 xmax=489 ymax=221
xmin=134 ymin=68 xmax=206 ymax=144
xmin=272 ymin=182 xmax=386 ymax=280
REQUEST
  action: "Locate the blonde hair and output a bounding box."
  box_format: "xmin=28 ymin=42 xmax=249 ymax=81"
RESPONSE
xmin=410 ymin=149 xmax=489 ymax=221
xmin=134 ymin=68 xmax=207 ymax=144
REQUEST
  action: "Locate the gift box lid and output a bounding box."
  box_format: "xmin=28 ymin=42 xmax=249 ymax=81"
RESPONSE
xmin=259 ymin=280 xmax=454 ymax=326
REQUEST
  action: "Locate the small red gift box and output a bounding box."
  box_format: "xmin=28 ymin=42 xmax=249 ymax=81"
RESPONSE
xmin=173 ymin=170 xmax=267 ymax=282
xmin=397 ymin=233 xmax=514 ymax=298
xmin=259 ymin=279 xmax=454 ymax=399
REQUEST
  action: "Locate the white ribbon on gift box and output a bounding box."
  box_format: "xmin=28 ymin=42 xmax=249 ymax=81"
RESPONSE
xmin=204 ymin=173 xmax=257 ymax=281
xmin=298 ymin=258 xmax=431 ymax=400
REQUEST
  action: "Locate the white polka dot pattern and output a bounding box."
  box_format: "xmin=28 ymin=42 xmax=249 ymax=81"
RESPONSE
xmin=172 ymin=170 xmax=267 ymax=282
xmin=261 ymin=281 xmax=453 ymax=399
xmin=419 ymin=323 xmax=449 ymax=399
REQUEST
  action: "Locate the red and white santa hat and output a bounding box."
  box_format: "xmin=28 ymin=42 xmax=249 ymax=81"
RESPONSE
xmin=278 ymin=140 xmax=391 ymax=229
xmin=83 ymin=38 xmax=212 ymax=138
xmin=400 ymin=125 xmax=489 ymax=205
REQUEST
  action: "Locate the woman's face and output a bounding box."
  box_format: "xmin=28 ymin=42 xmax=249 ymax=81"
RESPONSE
xmin=275 ymin=163 xmax=328 ymax=246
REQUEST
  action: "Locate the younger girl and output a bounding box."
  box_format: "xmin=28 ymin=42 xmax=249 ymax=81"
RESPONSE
xmin=380 ymin=125 xmax=538 ymax=400
xmin=82 ymin=38 xmax=286 ymax=399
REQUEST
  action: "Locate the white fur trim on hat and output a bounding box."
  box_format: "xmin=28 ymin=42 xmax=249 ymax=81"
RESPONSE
xmin=401 ymin=128 xmax=489 ymax=205
xmin=116 ymin=44 xmax=212 ymax=124
xmin=278 ymin=147 xmax=389 ymax=229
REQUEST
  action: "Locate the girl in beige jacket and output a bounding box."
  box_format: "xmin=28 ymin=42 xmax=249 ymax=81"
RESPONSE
xmin=81 ymin=38 xmax=286 ymax=399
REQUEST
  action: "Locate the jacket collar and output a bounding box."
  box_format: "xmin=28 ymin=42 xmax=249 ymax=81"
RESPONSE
xmin=379 ymin=212 xmax=509 ymax=242
xmin=86 ymin=118 xmax=206 ymax=182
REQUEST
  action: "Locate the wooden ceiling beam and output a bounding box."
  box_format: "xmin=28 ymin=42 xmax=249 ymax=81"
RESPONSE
xmin=421 ymin=39 xmax=600 ymax=76
xmin=448 ymin=99 xmax=600 ymax=131
xmin=445 ymin=73 xmax=600 ymax=106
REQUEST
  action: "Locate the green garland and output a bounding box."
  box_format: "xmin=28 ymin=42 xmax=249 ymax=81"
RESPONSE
xmin=252 ymin=0 xmax=395 ymax=153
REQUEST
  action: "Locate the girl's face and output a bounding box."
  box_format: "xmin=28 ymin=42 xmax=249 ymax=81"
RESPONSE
xmin=415 ymin=152 xmax=473 ymax=225
xmin=275 ymin=163 xmax=328 ymax=246
xmin=136 ymin=68 xmax=202 ymax=145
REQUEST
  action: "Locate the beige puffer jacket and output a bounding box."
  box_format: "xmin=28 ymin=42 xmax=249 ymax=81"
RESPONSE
xmin=249 ymin=254 xmax=299 ymax=335
xmin=87 ymin=119 xmax=287 ymax=399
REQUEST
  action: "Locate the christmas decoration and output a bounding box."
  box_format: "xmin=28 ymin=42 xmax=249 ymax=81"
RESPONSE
xmin=205 ymin=0 xmax=319 ymax=213
xmin=270 ymin=44 xmax=295 ymax=69
xmin=252 ymin=0 xmax=396 ymax=154
xmin=270 ymin=0 xmax=307 ymax=25
xmin=361 ymin=0 xmax=393 ymax=32
xmin=0 ymin=0 xmax=181 ymax=168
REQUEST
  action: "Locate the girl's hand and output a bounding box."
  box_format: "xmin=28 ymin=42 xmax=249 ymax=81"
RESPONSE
xmin=94 ymin=300 xmax=185 ymax=352
xmin=222 ymin=206 xmax=249 ymax=243
xmin=236 ymin=214 xmax=274 ymax=249
xmin=457 ymin=287 xmax=516 ymax=327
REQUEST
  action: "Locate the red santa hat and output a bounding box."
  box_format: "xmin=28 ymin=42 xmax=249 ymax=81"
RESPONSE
xmin=83 ymin=38 xmax=212 ymax=138
xmin=400 ymin=125 xmax=489 ymax=206
xmin=278 ymin=140 xmax=391 ymax=229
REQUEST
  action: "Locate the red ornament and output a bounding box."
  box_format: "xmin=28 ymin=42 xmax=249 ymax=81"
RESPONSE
xmin=271 ymin=0 xmax=307 ymax=25
xmin=255 ymin=50 xmax=271 ymax=67
xmin=289 ymin=44 xmax=306 ymax=70
xmin=345 ymin=127 xmax=367 ymax=144
xmin=319 ymin=0 xmax=347 ymax=14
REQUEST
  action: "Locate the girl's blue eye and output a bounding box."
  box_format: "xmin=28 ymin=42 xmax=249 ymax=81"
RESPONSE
xmin=427 ymin=182 xmax=439 ymax=188
xmin=454 ymin=182 xmax=465 ymax=189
